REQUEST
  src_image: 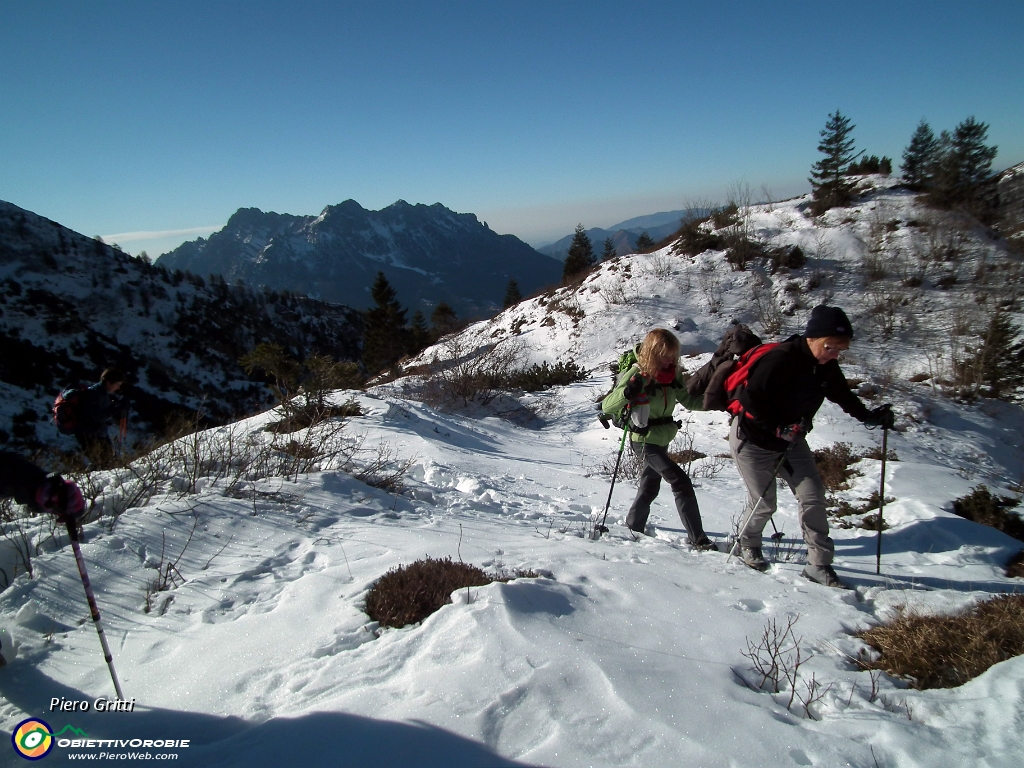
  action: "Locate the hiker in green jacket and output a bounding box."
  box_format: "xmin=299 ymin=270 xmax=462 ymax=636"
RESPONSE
xmin=602 ymin=328 xmax=717 ymax=550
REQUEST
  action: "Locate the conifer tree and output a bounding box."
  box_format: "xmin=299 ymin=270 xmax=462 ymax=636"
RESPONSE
xmin=503 ymin=279 xmax=523 ymax=308
xmin=809 ymin=111 xmax=859 ymax=214
xmin=431 ymin=302 xmax=458 ymax=338
xmin=901 ymin=120 xmax=938 ymax=190
xmin=601 ymin=238 xmax=617 ymax=261
xmin=929 ymin=117 xmax=998 ymax=210
xmin=562 ymin=224 xmax=595 ymax=281
xmin=972 ymin=308 xmax=1024 ymax=398
xmin=362 ymin=271 xmax=410 ymax=374
xmin=409 ymin=310 xmax=431 ymax=353
xmin=635 ymin=232 xmax=656 ymax=252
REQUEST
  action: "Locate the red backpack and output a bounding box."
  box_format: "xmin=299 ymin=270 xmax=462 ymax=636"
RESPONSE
xmin=53 ymin=385 xmax=87 ymax=435
xmin=722 ymin=344 xmax=779 ymax=416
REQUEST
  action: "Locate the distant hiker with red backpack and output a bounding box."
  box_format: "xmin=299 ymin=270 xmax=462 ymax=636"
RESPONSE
xmin=728 ymin=306 xmax=894 ymax=588
xmin=601 ymin=329 xmax=718 ymax=550
xmin=56 ymin=368 xmax=129 ymax=467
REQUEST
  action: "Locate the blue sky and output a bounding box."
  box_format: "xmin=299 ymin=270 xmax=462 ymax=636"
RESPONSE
xmin=2 ymin=1 xmax=1022 ymax=255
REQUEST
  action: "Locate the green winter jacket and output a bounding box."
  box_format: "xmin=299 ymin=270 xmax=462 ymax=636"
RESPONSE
xmin=602 ymin=360 xmax=704 ymax=446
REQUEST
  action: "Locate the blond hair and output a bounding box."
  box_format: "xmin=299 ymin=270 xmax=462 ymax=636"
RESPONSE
xmin=636 ymin=328 xmax=680 ymax=376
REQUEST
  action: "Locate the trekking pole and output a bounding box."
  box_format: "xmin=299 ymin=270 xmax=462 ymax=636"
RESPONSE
xmin=591 ymin=408 xmax=631 ymax=541
xmin=727 ymin=446 xmax=791 ymax=562
xmin=66 ymin=521 xmax=125 ymax=699
xmin=875 ymin=425 xmax=889 ymax=575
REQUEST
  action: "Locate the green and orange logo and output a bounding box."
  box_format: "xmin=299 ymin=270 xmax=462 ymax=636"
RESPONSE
xmin=11 ymin=718 xmax=54 ymax=760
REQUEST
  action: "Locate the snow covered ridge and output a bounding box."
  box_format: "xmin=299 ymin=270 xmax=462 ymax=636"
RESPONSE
xmin=0 ymin=201 xmax=362 ymax=453
xmin=413 ymin=175 xmax=1023 ymax=405
xmin=156 ymin=199 xmax=563 ymax=318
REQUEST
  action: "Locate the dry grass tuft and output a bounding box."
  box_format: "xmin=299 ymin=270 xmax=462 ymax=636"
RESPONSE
xmin=951 ymin=485 xmax=1024 ymax=542
xmin=857 ymin=594 xmax=1024 ymax=689
xmin=1008 ymin=550 xmax=1024 ymax=579
xmin=812 ymin=443 xmax=862 ymax=491
xmin=364 ymin=557 xmax=538 ymax=628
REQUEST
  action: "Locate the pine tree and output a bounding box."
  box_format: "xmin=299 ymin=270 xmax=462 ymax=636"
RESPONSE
xmin=562 ymin=224 xmax=595 ymax=281
xmin=362 ymin=272 xmax=410 ymax=375
xmin=929 ymin=117 xmax=999 ymax=210
xmin=409 ymin=310 xmax=431 ymax=353
xmin=972 ymin=308 xmax=1024 ymax=398
xmin=634 ymin=232 xmax=656 ymax=252
xmin=809 ymin=111 xmax=859 ymax=214
xmin=901 ymin=120 xmax=938 ymax=189
xmin=431 ymin=302 xmax=458 ymax=338
xmin=601 ymin=238 xmax=617 ymax=261
xmin=503 ymin=279 xmax=522 ymax=308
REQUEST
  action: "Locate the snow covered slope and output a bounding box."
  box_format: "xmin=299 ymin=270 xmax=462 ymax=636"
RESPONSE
xmin=1 ymin=178 xmax=1022 ymax=767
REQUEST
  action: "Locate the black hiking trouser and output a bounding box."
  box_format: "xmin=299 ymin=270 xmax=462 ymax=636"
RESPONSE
xmin=625 ymin=441 xmax=707 ymax=544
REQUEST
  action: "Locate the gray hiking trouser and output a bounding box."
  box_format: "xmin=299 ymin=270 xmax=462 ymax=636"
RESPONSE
xmin=626 ymin=441 xmax=707 ymax=544
xmin=729 ymin=417 xmax=834 ymax=566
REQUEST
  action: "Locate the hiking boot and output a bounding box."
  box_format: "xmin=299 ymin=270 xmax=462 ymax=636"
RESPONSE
xmin=801 ymin=564 xmax=848 ymax=589
xmin=740 ymin=547 xmax=768 ymax=571
xmin=693 ymin=538 xmax=719 ymax=552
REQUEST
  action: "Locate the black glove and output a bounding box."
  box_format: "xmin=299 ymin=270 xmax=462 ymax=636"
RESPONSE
xmin=865 ymin=404 xmax=895 ymax=429
xmin=622 ymin=374 xmax=646 ymax=402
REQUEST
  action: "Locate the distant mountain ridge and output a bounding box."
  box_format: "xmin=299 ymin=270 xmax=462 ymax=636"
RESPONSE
xmin=157 ymin=200 xmax=562 ymax=318
xmin=537 ymin=209 xmax=689 ymax=261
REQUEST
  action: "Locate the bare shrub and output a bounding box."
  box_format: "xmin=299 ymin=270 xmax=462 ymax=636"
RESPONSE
xmin=642 ymin=251 xmax=675 ymax=279
xmin=598 ymin=441 xmax=643 ymax=483
xmin=737 ymin=614 xmax=833 ymax=718
xmin=751 ymin=279 xmax=785 ymax=336
xmin=143 ymin=520 xmax=196 ymax=615
xmin=867 ymin=283 xmax=906 ymax=336
xmin=857 ymin=594 xmax=1024 ymax=689
xmin=0 ymin=497 xmax=44 ymax=580
xmin=671 ymin=199 xmax=724 ymax=256
xmin=698 ymin=262 xmax=724 ymax=313
xmin=599 ymin=280 xmax=641 ymax=306
xmin=422 ymin=337 xmax=528 ymax=407
xmin=347 ymin=438 xmax=416 ymax=493
xmin=923 ymin=210 xmax=970 ymax=264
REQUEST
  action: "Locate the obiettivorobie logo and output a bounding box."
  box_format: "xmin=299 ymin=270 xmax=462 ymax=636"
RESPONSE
xmin=11 ymin=719 xmax=191 ymax=760
xmin=11 ymin=719 xmax=86 ymax=761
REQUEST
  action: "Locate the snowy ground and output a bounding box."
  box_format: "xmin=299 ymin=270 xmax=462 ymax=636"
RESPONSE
xmin=1 ymin=381 xmax=1022 ymax=767
xmin=2 ymin=180 xmax=1023 ymax=766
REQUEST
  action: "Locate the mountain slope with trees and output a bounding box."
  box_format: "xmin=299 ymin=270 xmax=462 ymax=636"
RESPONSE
xmin=157 ymin=199 xmax=562 ymax=319
xmin=0 ymin=201 xmax=362 ymax=454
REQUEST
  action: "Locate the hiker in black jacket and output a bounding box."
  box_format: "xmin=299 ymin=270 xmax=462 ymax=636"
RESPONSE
xmin=729 ymin=305 xmax=894 ymax=588
xmin=74 ymin=368 xmax=128 ymax=465
xmin=0 ymin=451 xmax=85 ymax=521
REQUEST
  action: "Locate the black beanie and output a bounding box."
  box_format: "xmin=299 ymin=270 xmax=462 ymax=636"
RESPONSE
xmin=805 ymin=305 xmax=854 ymax=339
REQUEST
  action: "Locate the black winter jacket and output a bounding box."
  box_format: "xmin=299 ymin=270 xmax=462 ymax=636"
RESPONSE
xmin=75 ymin=384 xmax=125 ymax=436
xmin=735 ymin=335 xmax=871 ymax=451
